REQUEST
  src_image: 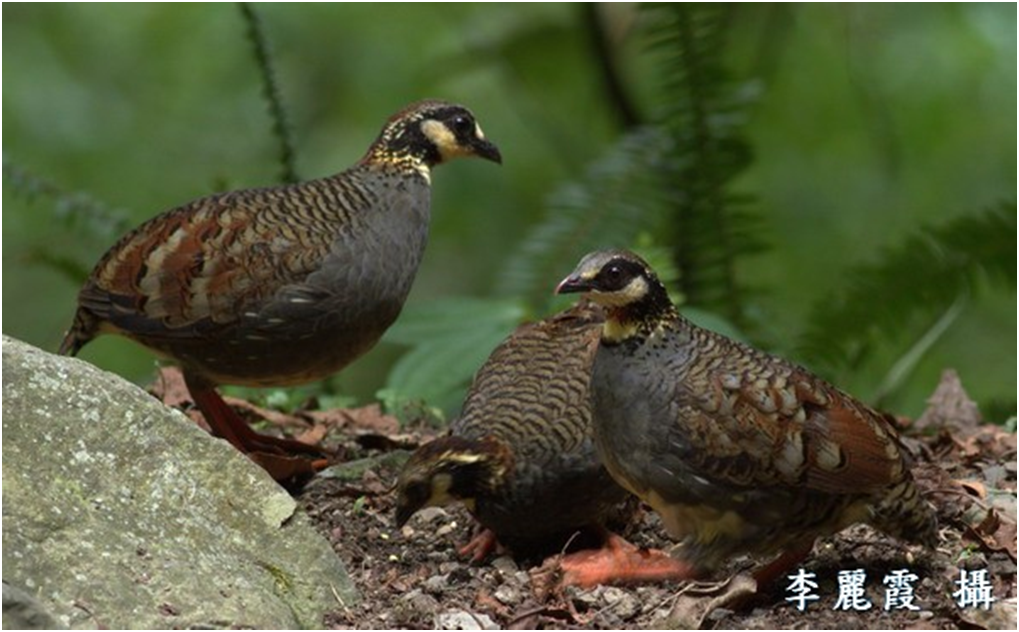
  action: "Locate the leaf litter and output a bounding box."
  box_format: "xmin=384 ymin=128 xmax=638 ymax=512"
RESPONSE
xmin=149 ymin=368 xmax=1016 ymax=629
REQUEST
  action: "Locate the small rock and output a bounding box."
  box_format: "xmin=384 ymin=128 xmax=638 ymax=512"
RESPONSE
xmin=493 ymin=583 xmax=521 ymax=606
xmin=415 ymin=507 xmax=450 ymax=523
xmin=569 ymin=585 xmax=603 ymax=609
xmin=447 ymin=566 xmax=473 ymax=585
xmin=435 ymin=609 xmax=499 ymax=630
xmin=602 ymin=586 xmax=639 ymax=620
xmin=400 ymin=589 xmax=439 ymax=616
xmin=423 ymin=574 xmax=449 ymax=595
xmin=490 ymin=556 xmax=518 ymax=575
xmin=707 ymin=607 xmax=733 ymax=621
xmin=438 ymin=562 xmax=461 ymax=574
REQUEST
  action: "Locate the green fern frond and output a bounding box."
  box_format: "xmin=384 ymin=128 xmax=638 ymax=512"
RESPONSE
xmin=643 ymin=3 xmax=766 ymax=327
xmin=239 ymin=2 xmax=298 ymax=184
xmin=799 ymin=201 xmax=1017 ymax=376
xmin=499 ymin=126 xmax=674 ymax=309
xmin=382 ymin=297 xmax=528 ymax=418
xmin=3 ymin=156 xmax=132 ymax=241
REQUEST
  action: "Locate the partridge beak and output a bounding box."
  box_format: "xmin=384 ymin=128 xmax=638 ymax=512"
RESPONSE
xmin=473 ymin=138 xmax=502 ymax=164
xmin=556 ymin=274 xmax=591 ymax=295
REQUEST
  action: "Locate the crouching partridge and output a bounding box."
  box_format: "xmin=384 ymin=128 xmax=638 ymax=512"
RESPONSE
xmin=59 ymin=100 xmax=501 ymax=482
xmin=395 ymin=302 xmax=633 ymax=560
xmin=556 ymin=249 xmax=937 ymax=586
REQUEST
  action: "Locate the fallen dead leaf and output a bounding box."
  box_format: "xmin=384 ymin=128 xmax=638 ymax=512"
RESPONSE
xmin=914 ymin=369 xmax=982 ymax=432
xmin=665 ymin=574 xmax=759 ymax=629
xmin=958 ymin=479 xmax=988 ymax=499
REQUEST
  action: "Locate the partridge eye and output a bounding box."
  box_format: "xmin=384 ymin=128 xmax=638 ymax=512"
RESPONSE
xmin=450 ymin=114 xmax=474 ymax=136
xmin=602 ymin=264 xmax=627 ymax=289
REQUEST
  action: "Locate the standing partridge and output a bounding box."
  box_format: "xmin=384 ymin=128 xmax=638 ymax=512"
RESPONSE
xmin=395 ymin=302 xmax=633 ymax=560
xmin=59 ymin=100 xmax=501 ymax=482
xmin=555 ymin=249 xmax=937 ymax=586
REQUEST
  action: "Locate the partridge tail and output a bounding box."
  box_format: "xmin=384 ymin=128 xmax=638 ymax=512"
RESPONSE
xmin=871 ymin=477 xmax=939 ymax=548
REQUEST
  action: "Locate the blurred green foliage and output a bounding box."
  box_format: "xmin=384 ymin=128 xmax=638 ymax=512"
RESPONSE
xmin=3 ymin=4 xmax=1015 ymax=422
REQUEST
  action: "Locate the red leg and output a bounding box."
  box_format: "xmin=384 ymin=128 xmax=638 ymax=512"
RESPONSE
xmin=184 ymin=371 xmax=329 ymax=481
xmin=559 ymin=532 xmax=700 ymax=587
xmin=459 ymin=527 xmax=501 ymax=563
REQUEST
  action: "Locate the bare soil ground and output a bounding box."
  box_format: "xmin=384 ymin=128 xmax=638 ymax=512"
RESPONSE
xmin=161 ymin=368 xmax=1018 ymax=629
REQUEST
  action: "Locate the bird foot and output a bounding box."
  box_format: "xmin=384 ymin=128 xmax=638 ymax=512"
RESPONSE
xmin=556 ymin=533 xmax=699 ymax=587
xmin=185 ymin=373 xmax=331 ymax=483
xmin=459 ymin=527 xmax=502 ymax=563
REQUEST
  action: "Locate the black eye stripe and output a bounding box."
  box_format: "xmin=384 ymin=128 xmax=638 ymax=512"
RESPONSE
xmin=597 ymin=259 xmax=646 ymax=291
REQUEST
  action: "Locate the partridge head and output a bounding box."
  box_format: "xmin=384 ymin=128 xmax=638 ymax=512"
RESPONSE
xmin=59 ymin=100 xmax=501 ymax=482
xmin=556 ymin=249 xmax=937 ymax=586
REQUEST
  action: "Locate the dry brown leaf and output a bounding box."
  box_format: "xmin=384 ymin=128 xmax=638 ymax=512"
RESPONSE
xmin=958 ymin=479 xmax=989 ymax=499
xmin=295 ymin=423 xmax=330 ymax=446
xmin=993 ymin=519 xmax=1018 ymax=561
xmin=222 ymin=396 xmax=309 ymax=429
xmin=342 ymin=403 xmax=401 ymax=434
xmin=914 ymin=369 xmax=982 ymax=432
xmin=666 ymin=574 xmax=759 ymax=628
xmin=302 ymin=403 xmax=400 ymax=435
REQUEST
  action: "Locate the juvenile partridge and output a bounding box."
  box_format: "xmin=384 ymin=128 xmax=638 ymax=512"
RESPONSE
xmin=395 ymin=302 xmax=632 ymax=560
xmin=59 ymin=100 xmax=501 ymax=481
xmin=556 ymin=249 xmax=937 ymax=586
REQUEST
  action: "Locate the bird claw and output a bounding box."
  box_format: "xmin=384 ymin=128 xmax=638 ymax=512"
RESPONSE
xmin=458 ymin=527 xmax=501 ymax=563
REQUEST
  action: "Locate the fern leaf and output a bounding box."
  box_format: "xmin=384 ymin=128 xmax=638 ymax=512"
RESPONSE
xmin=499 ymin=126 xmax=674 ymax=309
xmin=643 ymin=3 xmax=767 ymax=327
xmin=3 ymin=156 xmax=132 ymax=241
xmin=239 ymin=3 xmax=298 ymax=184
xmin=382 ymin=297 xmax=527 ymax=415
xmin=799 ymin=201 xmax=1017 ymax=376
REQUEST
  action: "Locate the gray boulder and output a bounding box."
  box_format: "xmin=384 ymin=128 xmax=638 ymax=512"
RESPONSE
xmin=2 ymin=336 xmax=357 ymax=629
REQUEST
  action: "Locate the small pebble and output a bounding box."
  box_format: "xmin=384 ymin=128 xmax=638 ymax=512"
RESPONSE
xmin=707 ymin=608 xmax=733 ymax=621
xmin=602 ymin=586 xmax=639 ymax=619
xmin=435 ymin=609 xmax=499 ymax=630
xmin=490 ymin=555 xmax=518 ymax=575
xmin=570 ymin=585 xmax=603 ymax=609
xmin=494 ymin=583 xmax=521 ymax=606
xmin=423 ymin=574 xmax=449 ymax=595
xmin=400 ymin=589 xmax=439 ymax=615
xmin=415 ymin=506 xmax=450 ymax=523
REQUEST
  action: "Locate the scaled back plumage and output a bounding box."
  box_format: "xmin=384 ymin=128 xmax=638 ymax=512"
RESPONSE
xmin=395 ymin=302 xmax=631 ymax=554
